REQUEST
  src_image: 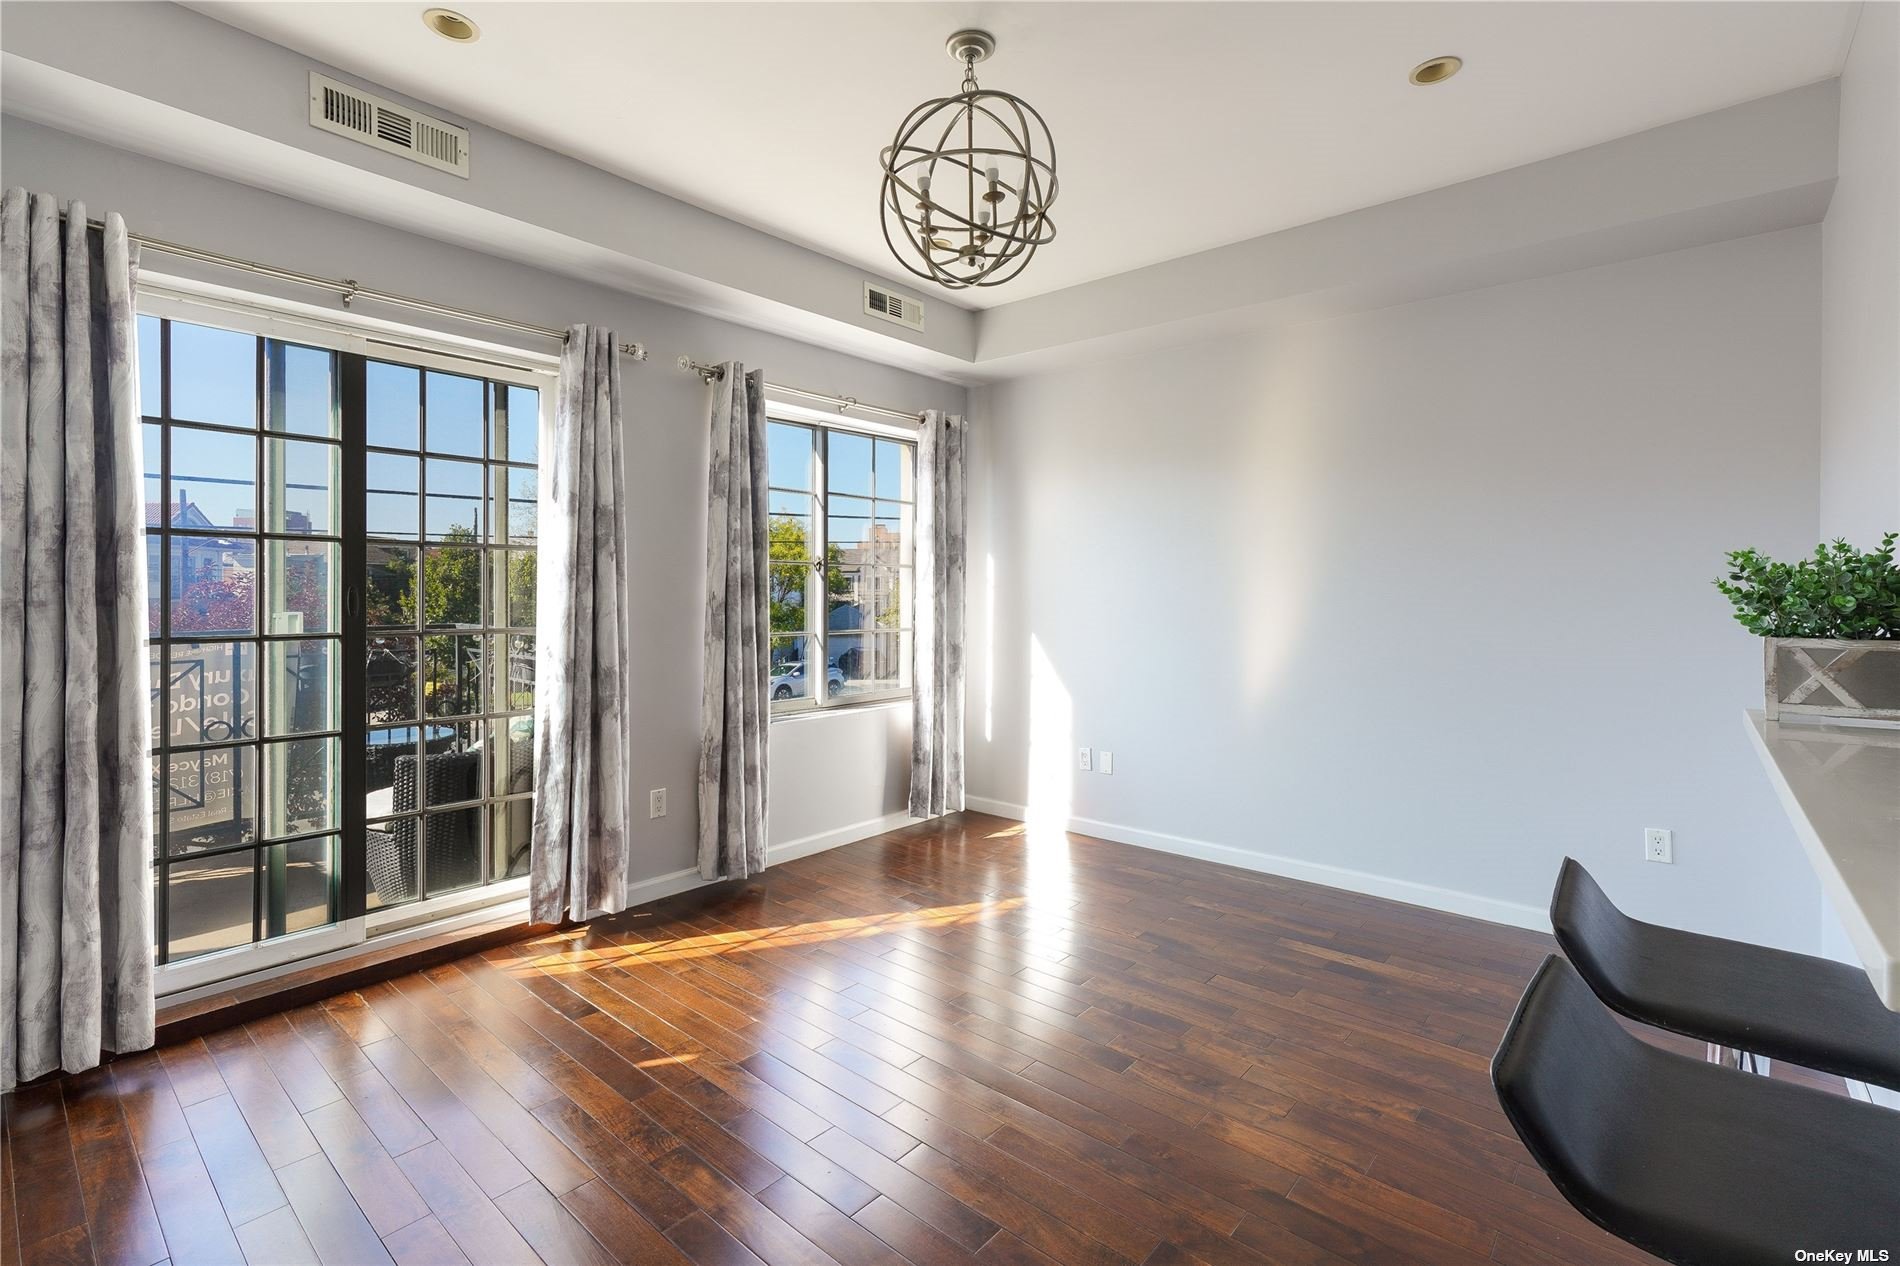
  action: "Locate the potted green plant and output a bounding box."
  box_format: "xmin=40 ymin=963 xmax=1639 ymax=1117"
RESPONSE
xmin=1715 ymin=532 xmax=1900 ymax=722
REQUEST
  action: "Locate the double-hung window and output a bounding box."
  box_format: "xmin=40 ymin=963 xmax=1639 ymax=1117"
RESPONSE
xmin=766 ymin=416 xmax=916 ymax=714
xmin=138 ymin=301 xmax=548 ymax=984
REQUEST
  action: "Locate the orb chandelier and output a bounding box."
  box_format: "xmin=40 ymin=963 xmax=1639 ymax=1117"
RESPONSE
xmin=879 ymin=30 xmax=1058 ymax=290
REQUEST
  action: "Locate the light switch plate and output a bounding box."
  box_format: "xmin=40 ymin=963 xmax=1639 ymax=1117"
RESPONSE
xmin=1099 ymin=750 xmax=1114 ymax=775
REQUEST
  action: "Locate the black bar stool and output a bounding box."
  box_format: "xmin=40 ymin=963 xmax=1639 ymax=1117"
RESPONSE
xmin=1551 ymin=857 xmax=1900 ymax=1091
xmin=1493 ymin=955 xmax=1900 ymax=1266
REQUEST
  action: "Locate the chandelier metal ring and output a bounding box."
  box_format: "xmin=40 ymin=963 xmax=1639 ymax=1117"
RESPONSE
xmin=878 ymin=30 xmax=1059 ymax=290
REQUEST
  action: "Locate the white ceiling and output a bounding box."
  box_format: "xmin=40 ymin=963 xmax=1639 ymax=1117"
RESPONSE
xmin=185 ymin=1 xmax=1859 ymax=310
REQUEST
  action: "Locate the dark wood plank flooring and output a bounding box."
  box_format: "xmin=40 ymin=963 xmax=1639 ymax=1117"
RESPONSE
xmin=0 ymin=811 xmax=1845 ymax=1266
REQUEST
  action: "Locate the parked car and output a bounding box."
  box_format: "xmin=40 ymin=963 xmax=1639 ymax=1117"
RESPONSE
xmin=771 ymin=657 xmax=845 ymax=701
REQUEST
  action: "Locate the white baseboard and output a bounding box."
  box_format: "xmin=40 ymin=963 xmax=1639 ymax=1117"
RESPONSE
xmin=769 ymin=810 xmax=916 ymax=866
xmin=618 ymin=809 xmax=917 ymax=911
xmin=964 ymin=796 xmax=1549 ymax=933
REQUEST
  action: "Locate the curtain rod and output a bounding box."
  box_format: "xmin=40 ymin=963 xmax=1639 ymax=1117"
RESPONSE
xmin=78 ymin=216 xmax=647 ymax=361
xmin=676 ymin=356 xmax=922 ymax=425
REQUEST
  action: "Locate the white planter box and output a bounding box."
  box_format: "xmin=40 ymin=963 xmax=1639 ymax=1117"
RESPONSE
xmin=1764 ymin=638 xmax=1900 ymax=722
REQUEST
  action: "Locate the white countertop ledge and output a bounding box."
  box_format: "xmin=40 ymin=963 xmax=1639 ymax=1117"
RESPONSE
xmin=1744 ymin=709 xmax=1900 ymax=1010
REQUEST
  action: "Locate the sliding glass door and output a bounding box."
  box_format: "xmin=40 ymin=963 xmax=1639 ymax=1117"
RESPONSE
xmin=138 ymin=304 xmax=547 ymax=986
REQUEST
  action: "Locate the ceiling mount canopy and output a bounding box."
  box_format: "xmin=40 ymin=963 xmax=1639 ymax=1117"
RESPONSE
xmin=879 ymin=29 xmax=1059 ymax=291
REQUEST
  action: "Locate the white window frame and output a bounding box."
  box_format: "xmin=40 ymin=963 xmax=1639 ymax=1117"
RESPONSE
xmin=765 ymin=398 xmax=918 ymax=720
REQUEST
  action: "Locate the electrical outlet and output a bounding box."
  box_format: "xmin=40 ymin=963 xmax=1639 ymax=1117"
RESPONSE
xmin=1099 ymin=750 xmax=1114 ymax=775
xmin=650 ymin=788 xmax=667 ymax=819
xmin=1644 ymin=828 xmax=1672 ymax=863
xmin=1078 ymin=747 xmax=1092 ymax=772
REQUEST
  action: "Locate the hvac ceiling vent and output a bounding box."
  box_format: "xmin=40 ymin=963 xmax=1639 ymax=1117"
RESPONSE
xmin=309 ymin=72 xmax=470 ymax=178
xmin=864 ymin=282 xmax=925 ymax=332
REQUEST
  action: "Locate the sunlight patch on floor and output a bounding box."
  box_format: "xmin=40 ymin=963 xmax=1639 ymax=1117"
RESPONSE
xmin=508 ymin=897 xmax=1027 ymax=974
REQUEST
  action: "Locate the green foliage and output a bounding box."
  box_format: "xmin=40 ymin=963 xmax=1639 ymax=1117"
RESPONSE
xmin=768 ymin=514 xmax=849 ymax=636
xmin=1714 ymin=533 xmax=1900 ymax=638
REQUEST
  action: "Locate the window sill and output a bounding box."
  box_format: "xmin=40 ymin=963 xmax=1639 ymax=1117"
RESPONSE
xmin=770 ymin=695 xmax=913 ymax=725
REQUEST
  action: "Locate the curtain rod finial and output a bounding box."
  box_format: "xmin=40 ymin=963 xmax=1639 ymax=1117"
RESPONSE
xmin=620 ymin=341 xmax=647 ymax=361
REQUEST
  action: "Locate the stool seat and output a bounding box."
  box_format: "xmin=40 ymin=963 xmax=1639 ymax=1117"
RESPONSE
xmin=1493 ymin=955 xmax=1900 ymax=1266
xmin=1552 ymin=857 xmax=1900 ymax=1091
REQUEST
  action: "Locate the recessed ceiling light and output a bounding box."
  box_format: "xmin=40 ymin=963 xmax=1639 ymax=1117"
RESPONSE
xmin=1410 ymin=55 xmax=1462 ymax=86
xmin=423 ymin=8 xmax=479 ymax=42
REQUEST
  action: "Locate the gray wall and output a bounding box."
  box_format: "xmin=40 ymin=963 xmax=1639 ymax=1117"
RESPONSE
xmin=1 ymin=115 xmax=965 ymax=890
xmin=1816 ymin=1 xmax=1898 ymax=963
xmin=1819 ymin=0 xmax=1899 ymax=549
xmin=967 ymin=227 xmax=1827 ymax=952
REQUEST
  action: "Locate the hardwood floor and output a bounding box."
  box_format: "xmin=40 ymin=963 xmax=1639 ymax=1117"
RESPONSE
xmin=0 ymin=811 xmax=1844 ymax=1266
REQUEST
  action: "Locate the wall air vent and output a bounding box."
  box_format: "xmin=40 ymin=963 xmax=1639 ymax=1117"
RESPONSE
xmin=864 ymin=282 xmax=925 ymax=332
xmin=309 ymin=72 xmax=470 ymax=178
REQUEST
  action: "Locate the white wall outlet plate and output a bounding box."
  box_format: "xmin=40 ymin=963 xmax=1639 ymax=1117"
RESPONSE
xmin=650 ymin=788 xmax=668 ymax=819
xmin=1099 ymin=750 xmax=1114 ymax=775
xmin=1078 ymin=747 xmax=1092 ymax=772
xmin=1644 ymin=827 xmax=1673 ymax=863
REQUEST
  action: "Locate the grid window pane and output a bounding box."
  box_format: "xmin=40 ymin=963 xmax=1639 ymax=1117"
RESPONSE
xmin=138 ymin=315 xmax=161 ymax=417
xmin=770 ymin=563 xmax=811 ymax=635
xmin=769 ymin=504 xmax=814 ymax=560
xmin=267 ymin=540 xmax=337 ymax=635
xmin=827 ymin=431 xmax=873 ymax=497
xmin=143 ymin=423 xmax=164 ymax=521
xmin=496 ymin=634 xmax=535 ymax=712
xmin=367 ymin=453 xmax=419 ymax=537
xmin=422 ymin=545 xmax=482 ymax=628
xmin=264 ymin=736 xmax=340 ymax=838
xmin=768 ymin=422 xmax=815 ymax=492
xmin=265 ymin=639 xmax=337 ymax=738
xmin=367 ymin=636 xmax=420 ymax=724
xmin=423 ymin=808 xmax=485 ymax=897
xmin=490 ymin=716 xmax=535 ymax=799
xmin=875 ymin=439 xmax=908 ymax=500
xmin=423 ymin=633 xmax=484 ymax=718
xmin=830 ymin=632 xmax=867 ymax=696
xmin=366 ymin=727 xmax=415 ymax=823
xmin=496 ymin=466 xmax=537 ymax=544
xmin=366 ymin=544 xmax=419 ymax=629
xmin=426 ymin=457 xmax=484 ymax=540
xmin=170 ymin=322 xmax=255 ymax=427
xmin=421 ymin=722 xmax=482 ymax=807
xmin=425 ymin=372 xmax=484 ymax=457
xmin=163 ymin=642 xmax=256 ymax=749
xmin=491 ymin=799 xmax=533 ymax=883
xmin=365 ymin=816 xmax=416 ymax=909
xmin=367 ymin=361 xmax=421 ymax=449
xmin=170 ymin=427 xmax=257 ymax=530
xmin=264 ymin=834 xmax=336 ymax=937
xmin=497 ymin=551 xmax=536 ymax=629
xmin=165 ymin=851 xmax=255 ymax=959
xmin=266 ymin=342 xmax=337 ymax=438
xmin=503 ymin=386 xmax=540 ymax=463
xmin=828 ymin=496 xmax=874 ymax=552
xmin=167 ymin=744 xmax=256 ymax=854
xmin=770 ymin=634 xmax=816 ymax=704
xmin=169 ymin=536 xmax=257 ymax=637
xmin=267 ymin=438 xmax=339 ymax=534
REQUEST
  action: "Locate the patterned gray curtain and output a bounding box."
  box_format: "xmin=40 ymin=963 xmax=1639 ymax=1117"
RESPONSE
xmin=0 ymin=189 xmax=154 ymax=1090
xmin=530 ymin=327 xmax=634 ymax=923
xmin=697 ymin=363 xmax=769 ymax=880
xmin=910 ymin=411 xmax=968 ymax=819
